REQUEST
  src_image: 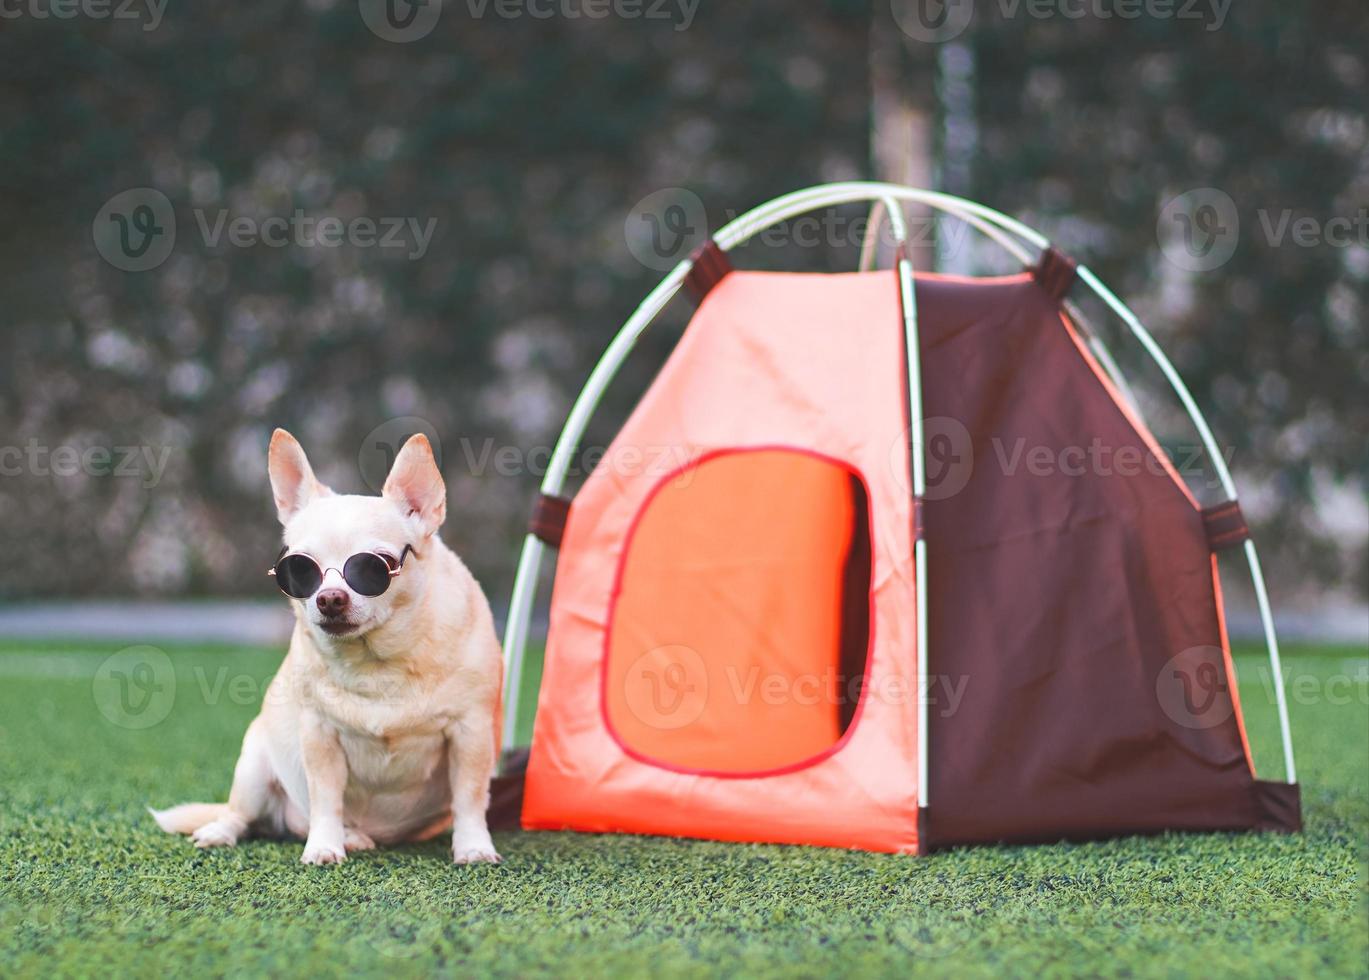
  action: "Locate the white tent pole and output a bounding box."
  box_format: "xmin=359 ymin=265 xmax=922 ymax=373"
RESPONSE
xmin=886 ymin=212 xmax=932 ymax=811
xmin=499 ymin=260 xmax=691 ymax=756
xmin=710 ymin=182 xmax=1052 ymax=250
xmin=500 ymin=533 xmax=544 ymax=752
xmin=1245 ymin=538 xmax=1297 ymax=782
xmin=1065 ymin=298 xmax=1146 ymax=417
xmin=866 ymin=197 xmax=933 ymax=809
xmin=1073 ymin=265 xmax=1238 ymax=500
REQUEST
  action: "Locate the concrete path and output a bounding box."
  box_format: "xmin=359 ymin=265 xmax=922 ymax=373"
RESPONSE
xmin=0 ymin=600 xmax=1360 ymax=647
xmin=0 ymin=601 xmax=295 ymax=647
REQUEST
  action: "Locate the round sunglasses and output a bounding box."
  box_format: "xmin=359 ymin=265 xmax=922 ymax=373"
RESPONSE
xmin=268 ymin=544 xmax=414 ymax=599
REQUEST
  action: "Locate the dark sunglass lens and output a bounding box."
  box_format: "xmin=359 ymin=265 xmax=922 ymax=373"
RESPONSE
xmin=344 ymin=553 xmax=392 ymax=597
xmin=275 ymin=555 xmax=322 ymax=598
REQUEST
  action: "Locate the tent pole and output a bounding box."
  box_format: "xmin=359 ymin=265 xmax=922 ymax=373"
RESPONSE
xmin=883 ymin=202 xmax=931 ymax=813
xmin=1073 ymin=265 xmax=1238 ymax=500
xmin=497 ymin=260 xmax=692 ymax=758
xmin=500 ymin=533 xmax=545 ymax=755
xmin=1244 ymin=538 xmax=1297 ymax=782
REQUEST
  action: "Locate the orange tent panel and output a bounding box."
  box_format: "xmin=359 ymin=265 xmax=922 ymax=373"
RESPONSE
xmin=522 ymin=270 xmax=922 ymax=854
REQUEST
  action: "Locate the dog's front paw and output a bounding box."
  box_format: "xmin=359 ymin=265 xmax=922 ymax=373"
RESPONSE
xmin=301 ymin=836 xmax=347 ymax=866
xmin=452 ymin=844 xmax=502 ymax=865
xmin=452 ymin=828 xmax=501 ymax=865
xmin=192 ymin=820 xmax=239 ymax=849
xmin=343 ymin=827 xmax=376 ymax=853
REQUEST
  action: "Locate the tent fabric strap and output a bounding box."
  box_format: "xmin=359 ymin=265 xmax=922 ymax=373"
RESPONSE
xmin=1030 ymin=246 xmax=1078 ymax=301
xmin=529 ymin=492 xmax=573 ymax=547
xmin=1202 ymin=500 xmax=1251 ymax=552
xmin=684 ymin=240 xmax=733 ymax=300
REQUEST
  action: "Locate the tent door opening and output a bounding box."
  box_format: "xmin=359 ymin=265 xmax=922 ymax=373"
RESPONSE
xmin=603 ymin=448 xmax=873 ymax=775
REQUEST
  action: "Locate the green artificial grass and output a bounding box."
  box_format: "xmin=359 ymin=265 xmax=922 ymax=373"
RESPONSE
xmin=0 ymin=639 xmax=1365 ymax=978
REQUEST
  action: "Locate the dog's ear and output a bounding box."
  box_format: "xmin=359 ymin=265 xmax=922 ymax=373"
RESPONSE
xmin=267 ymin=428 xmax=332 ymax=525
xmin=382 ymin=434 xmax=447 ymax=539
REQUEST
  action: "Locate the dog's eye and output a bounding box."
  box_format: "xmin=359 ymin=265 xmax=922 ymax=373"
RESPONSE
xmin=378 ymin=553 xmax=399 ymax=570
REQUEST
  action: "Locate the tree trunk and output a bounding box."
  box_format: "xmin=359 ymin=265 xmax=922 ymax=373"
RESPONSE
xmin=869 ymin=5 xmax=939 ymax=271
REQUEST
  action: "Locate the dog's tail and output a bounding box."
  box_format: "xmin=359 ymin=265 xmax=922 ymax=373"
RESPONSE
xmin=149 ymin=802 xmax=228 ymax=835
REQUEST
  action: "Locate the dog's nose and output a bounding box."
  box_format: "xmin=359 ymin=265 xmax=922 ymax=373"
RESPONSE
xmin=316 ymin=588 xmax=350 ymax=617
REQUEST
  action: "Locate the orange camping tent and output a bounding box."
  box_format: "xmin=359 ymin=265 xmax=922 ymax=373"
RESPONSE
xmin=490 ymin=184 xmax=1300 ymax=854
